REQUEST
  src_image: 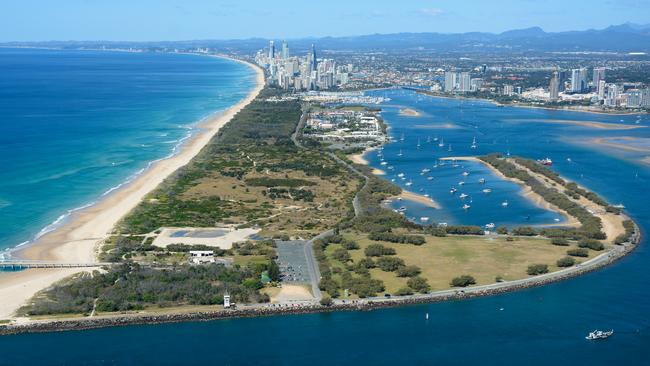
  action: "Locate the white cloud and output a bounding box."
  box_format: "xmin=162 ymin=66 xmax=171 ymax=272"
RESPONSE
xmin=418 ymin=8 xmax=445 ymax=17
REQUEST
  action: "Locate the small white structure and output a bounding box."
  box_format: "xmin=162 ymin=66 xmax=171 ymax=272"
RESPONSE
xmin=224 ymin=292 xmax=231 ymax=308
xmin=189 ymin=250 xmax=215 ymax=264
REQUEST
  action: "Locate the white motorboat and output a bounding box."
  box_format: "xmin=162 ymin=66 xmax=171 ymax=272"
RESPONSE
xmin=585 ymin=330 xmax=613 ymax=340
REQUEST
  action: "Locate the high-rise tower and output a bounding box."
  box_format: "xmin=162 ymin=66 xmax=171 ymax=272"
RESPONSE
xmin=309 ymin=44 xmax=317 ymax=72
xmin=281 ymin=40 xmax=289 ymax=59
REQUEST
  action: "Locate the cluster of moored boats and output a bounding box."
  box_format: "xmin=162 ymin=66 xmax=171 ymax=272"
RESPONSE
xmin=377 ymin=142 xmax=514 ymax=226
xmin=377 ymin=135 xmax=570 ymax=228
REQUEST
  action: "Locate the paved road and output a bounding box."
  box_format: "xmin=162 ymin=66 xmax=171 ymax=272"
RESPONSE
xmin=288 ymin=107 xmax=375 ymax=300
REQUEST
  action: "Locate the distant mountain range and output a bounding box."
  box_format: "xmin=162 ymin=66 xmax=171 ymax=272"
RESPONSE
xmin=3 ymin=23 xmax=650 ymax=53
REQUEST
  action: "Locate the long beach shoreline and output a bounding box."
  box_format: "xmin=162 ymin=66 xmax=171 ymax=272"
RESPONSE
xmin=0 ymin=54 xmax=265 ymax=320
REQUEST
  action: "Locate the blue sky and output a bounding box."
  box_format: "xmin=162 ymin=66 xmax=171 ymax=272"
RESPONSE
xmin=1 ymin=0 xmax=649 ymax=41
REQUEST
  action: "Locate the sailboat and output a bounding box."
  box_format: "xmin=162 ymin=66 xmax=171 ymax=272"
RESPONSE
xmin=397 ymin=149 xmax=403 ymax=157
xmin=400 ymin=132 xmax=405 ymax=142
xmin=438 ymin=137 xmax=444 ymax=147
xmin=417 ymin=138 xmax=421 ymax=149
xmin=471 ymin=137 xmax=477 ymax=149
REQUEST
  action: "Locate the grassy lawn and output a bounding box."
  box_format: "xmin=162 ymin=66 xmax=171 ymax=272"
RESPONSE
xmin=343 ymin=232 xmax=598 ymax=293
xmin=233 ymin=255 xmax=269 ymax=266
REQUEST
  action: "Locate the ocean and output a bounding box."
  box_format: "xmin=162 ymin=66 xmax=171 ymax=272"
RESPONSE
xmin=1 ymin=68 xmax=650 ymax=364
xmin=0 ymin=48 xmax=255 ymax=255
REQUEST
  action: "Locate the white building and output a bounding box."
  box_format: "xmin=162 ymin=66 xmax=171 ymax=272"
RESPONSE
xmin=593 ymin=67 xmax=606 ymax=93
xmin=444 ymin=71 xmax=457 ymax=92
xmin=189 ymin=250 xmax=215 ymax=264
xmin=458 ymin=72 xmax=471 ymax=92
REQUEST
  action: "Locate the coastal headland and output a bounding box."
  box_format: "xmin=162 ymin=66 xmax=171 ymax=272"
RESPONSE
xmin=0 ymin=55 xmax=266 ymax=320
xmin=0 ymin=72 xmax=642 ymax=333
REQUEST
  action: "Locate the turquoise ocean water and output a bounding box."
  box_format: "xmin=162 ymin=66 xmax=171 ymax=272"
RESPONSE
xmin=0 ymin=48 xmax=255 ymax=256
xmin=1 ymin=59 xmax=650 ymax=365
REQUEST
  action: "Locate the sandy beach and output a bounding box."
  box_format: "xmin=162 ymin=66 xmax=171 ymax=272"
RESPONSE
xmin=0 ymin=56 xmax=265 ymax=320
xmin=347 ymin=150 xmax=438 ymax=208
xmin=349 ymin=149 xmax=385 ymax=175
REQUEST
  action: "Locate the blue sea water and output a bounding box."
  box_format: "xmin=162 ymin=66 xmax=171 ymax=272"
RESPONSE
xmin=1 ymin=83 xmax=650 ymax=364
xmin=0 ymin=48 xmax=255 ymax=255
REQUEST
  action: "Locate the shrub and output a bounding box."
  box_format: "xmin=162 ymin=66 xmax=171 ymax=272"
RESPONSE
xmin=407 ymin=276 xmax=431 ymax=293
xmin=445 ymin=226 xmax=484 ymax=235
xmin=376 ymin=257 xmax=405 ymax=272
xmin=496 ymin=227 xmax=508 ymax=235
xmin=551 ymin=238 xmax=569 ymax=246
xmin=396 ymin=265 xmax=421 ymax=278
xmin=320 ymin=296 xmax=333 ymax=306
xmin=527 ymin=264 xmax=549 ymax=275
xmin=556 ymin=257 xmax=576 ymax=267
xmin=368 ymin=232 xmax=426 ymax=245
xmin=331 ymin=248 xmax=351 ymax=263
xmin=512 ymin=227 xmax=538 ymax=236
xmin=578 ymin=238 xmax=605 ymax=251
xmin=356 ymin=257 xmax=375 ymax=269
xmin=341 ymin=240 xmax=360 ymax=250
xmin=395 ymin=287 xmax=414 ymax=296
xmin=364 ymin=243 xmax=396 ymax=257
xmin=567 ymin=248 xmax=589 ymax=257
xmin=450 ymin=275 xmax=476 ymax=287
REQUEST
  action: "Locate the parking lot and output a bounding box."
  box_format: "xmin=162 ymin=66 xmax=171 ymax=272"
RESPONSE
xmin=275 ymin=240 xmax=312 ymax=283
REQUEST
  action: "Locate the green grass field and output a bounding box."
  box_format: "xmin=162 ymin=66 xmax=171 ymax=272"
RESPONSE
xmin=336 ymin=232 xmax=598 ymax=294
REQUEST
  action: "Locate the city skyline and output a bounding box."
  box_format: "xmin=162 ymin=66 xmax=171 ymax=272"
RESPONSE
xmin=1 ymin=0 xmax=649 ymax=42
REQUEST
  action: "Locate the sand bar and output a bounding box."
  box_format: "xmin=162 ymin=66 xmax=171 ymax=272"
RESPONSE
xmin=399 ymin=108 xmax=421 ymax=117
xmin=0 ymin=56 xmax=265 ymax=320
xmin=397 ymin=190 xmax=440 ymax=209
xmin=592 ymin=137 xmax=650 ymax=153
xmin=508 ymin=118 xmax=645 ymax=130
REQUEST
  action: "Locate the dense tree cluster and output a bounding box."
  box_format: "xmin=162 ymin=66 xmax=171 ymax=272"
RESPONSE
xmin=368 ymin=232 xmax=426 ymax=245
xmin=24 ymin=263 xmax=271 ymax=316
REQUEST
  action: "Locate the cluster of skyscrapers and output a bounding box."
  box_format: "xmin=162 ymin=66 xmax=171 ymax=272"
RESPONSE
xmin=549 ymin=67 xmax=650 ymax=108
xmin=255 ymin=41 xmax=351 ymax=91
xmin=443 ymin=71 xmax=484 ymax=93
